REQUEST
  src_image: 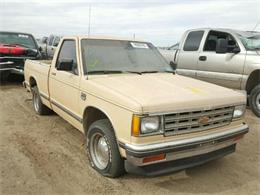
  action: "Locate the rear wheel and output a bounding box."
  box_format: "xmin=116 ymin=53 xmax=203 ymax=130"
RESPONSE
xmin=249 ymin=84 xmax=260 ymax=117
xmin=87 ymin=119 xmax=125 ymax=177
xmin=32 ymin=86 xmax=51 ymax=115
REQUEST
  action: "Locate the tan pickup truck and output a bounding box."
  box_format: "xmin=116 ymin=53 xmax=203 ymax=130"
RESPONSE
xmin=24 ymin=36 xmax=249 ymax=177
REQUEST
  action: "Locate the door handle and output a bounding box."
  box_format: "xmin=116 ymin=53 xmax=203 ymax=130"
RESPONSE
xmin=51 ymin=72 xmax=56 ymax=76
xmin=199 ymin=56 xmax=207 ymax=61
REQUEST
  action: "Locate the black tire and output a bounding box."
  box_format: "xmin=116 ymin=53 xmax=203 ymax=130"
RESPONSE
xmin=249 ymin=84 xmax=260 ymax=117
xmin=87 ymin=119 xmax=125 ymax=177
xmin=0 ymin=71 xmax=10 ymax=82
xmin=32 ymin=86 xmax=51 ymax=115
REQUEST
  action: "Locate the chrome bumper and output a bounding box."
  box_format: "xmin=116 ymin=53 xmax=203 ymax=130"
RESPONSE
xmin=121 ymin=124 xmax=249 ymax=167
xmin=0 ymin=67 xmax=24 ymax=75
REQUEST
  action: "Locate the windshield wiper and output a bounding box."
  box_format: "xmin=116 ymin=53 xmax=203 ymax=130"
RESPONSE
xmin=123 ymin=70 xmax=142 ymax=75
xmin=139 ymin=71 xmax=159 ymax=74
xmin=87 ymin=70 xmax=143 ymax=75
xmin=87 ymin=70 xmax=123 ymax=74
xmin=139 ymin=70 xmax=175 ymax=74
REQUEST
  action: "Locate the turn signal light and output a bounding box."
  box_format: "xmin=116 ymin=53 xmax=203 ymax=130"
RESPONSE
xmin=233 ymin=135 xmax=244 ymax=141
xmin=143 ymin=154 xmax=166 ymax=164
xmin=132 ymin=115 xmax=140 ymax=137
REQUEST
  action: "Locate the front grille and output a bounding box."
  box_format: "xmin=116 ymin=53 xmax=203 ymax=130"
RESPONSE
xmin=163 ymin=106 xmax=234 ymax=136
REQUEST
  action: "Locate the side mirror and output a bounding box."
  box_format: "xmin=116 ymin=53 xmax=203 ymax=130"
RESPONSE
xmin=42 ymin=37 xmax=47 ymax=44
xmin=57 ymin=59 xmax=73 ymax=71
xmin=216 ymin=38 xmax=228 ymax=54
xmin=53 ymin=43 xmax=58 ymax=47
xmin=231 ymin=46 xmax=240 ymax=54
xmin=38 ymin=46 xmax=42 ymax=52
xmin=169 ymin=61 xmax=177 ymax=70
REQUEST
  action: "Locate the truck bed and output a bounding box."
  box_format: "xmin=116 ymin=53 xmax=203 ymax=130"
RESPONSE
xmin=38 ymin=60 xmax=52 ymax=65
xmin=24 ymin=59 xmax=51 ymax=106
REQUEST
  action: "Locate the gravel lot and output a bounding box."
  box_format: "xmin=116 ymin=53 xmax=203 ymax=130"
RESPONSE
xmin=1 ymin=78 xmax=260 ymax=195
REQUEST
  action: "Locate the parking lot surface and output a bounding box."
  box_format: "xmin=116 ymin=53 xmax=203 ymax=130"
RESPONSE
xmin=1 ymin=80 xmax=260 ymax=195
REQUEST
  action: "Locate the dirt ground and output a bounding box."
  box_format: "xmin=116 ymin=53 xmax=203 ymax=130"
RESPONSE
xmin=0 ymin=78 xmax=260 ymax=195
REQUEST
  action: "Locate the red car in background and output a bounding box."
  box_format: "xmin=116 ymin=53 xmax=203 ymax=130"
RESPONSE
xmin=0 ymin=31 xmax=41 ymax=81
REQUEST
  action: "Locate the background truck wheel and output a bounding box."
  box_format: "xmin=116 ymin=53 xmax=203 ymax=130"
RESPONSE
xmin=249 ymin=84 xmax=260 ymax=117
xmin=87 ymin=119 xmax=125 ymax=178
xmin=32 ymin=86 xmax=51 ymax=115
xmin=0 ymin=71 xmax=10 ymax=82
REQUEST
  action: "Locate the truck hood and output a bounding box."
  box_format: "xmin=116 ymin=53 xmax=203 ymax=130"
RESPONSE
xmin=83 ymin=73 xmax=246 ymax=113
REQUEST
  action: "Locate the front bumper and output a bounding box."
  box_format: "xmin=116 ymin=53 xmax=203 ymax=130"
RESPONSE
xmin=121 ymin=124 xmax=249 ymax=175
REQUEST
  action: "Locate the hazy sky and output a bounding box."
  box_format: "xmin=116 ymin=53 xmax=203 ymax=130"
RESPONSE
xmin=1 ymin=0 xmax=260 ymax=46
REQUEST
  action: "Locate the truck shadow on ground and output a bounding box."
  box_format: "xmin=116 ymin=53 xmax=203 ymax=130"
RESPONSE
xmin=0 ymin=74 xmax=24 ymax=88
xmin=120 ymin=156 xmax=255 ymax=194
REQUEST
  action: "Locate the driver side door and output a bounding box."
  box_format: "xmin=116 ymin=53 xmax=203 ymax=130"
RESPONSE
xmin=49 ymin=39 xmax=82 ymax=127
xmin=196 ymin=30 xmax=245 ymax=89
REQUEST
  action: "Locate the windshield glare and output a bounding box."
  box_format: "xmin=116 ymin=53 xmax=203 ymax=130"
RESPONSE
xmin=0 ymin=32 xmax=37 ymax=49
xmin=237 ymin=33 xmax=260 ymax=50
xmin=81 ymin=39 xmax=173 ymax=74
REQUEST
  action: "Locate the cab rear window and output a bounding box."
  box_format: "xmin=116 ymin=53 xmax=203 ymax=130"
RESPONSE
xmin=183 ymin=31 xmax=204 ymax=51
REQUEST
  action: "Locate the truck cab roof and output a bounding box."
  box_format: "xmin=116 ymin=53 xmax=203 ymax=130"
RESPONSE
xmin=61 ymin=35 xmax=145 ymax=42
xmin=184 ymin=28 xmax=259 ymax=36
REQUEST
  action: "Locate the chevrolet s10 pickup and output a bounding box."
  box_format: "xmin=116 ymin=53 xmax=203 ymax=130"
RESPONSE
xmin=24 ymin=36 xmax=249 ymax=177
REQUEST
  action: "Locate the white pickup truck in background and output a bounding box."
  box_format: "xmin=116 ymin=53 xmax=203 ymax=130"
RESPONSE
xmin=160 ymin=28 xmax=260 ymax=117
xmin=38 ymin=35 xmax=61 ymax=59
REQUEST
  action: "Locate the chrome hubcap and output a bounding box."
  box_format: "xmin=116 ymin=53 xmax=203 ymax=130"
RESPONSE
xmin=90 ymin=133 xmax=109 ymax=170
xmin=256 ymin=93 xmax=260 ymax=110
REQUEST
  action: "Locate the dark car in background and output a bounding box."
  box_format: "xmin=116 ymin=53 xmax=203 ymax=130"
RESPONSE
xmin=0 ymin=31 xmax=41 ymax=81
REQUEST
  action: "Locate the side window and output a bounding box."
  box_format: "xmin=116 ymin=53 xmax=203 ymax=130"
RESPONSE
xmin=204 ymin=31 xmax=238 ymax=52
xmin=183 ymin=31 xmax=204 ymax=51
xmin=56 ymin=40 xmax=78 ymax=75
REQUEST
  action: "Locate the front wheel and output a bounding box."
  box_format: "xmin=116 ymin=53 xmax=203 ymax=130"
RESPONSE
xmin=249 ymin=84 xmax=260 ymax=117
xmin=87 ymin=119 xmax=125 ymax=177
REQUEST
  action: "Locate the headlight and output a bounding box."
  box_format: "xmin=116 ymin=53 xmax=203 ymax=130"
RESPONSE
xmin=140 ymin=116 xmax=160 ymax=134
xmin=132 ymin=115 xmax=161 ymax=136
xmin=233 ymin=105 xmax=246 ymax=119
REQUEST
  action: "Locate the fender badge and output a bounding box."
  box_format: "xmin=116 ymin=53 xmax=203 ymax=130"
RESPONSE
xmin=81 ymin=92 xmax=86 ymax=101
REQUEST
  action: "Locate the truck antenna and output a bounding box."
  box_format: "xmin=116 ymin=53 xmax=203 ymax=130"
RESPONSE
xmin=252 ymin=21 xmax=260 ymax=31
xmin=88 ymin=5 xmax=91 ymax=37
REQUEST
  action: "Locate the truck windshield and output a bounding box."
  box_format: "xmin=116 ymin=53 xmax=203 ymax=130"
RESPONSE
xmin=81 ymin=39 xmax=173 ymax=74
xmin=0 ymin=32 xmax=37 ymax=49
xmin=237 ymin=33 xmax=260 ymax=51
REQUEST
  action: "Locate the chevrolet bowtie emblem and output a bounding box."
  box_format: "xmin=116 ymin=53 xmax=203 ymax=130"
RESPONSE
xmin=198 ymin=116 xmax=210 ymax=125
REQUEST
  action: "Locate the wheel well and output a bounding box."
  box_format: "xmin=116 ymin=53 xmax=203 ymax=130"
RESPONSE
xmin=246 ymin=70 xmax=260 ymax=94
xmin=83 ymin=107 xmax=109 ymax=134
xmin=29 ymin=77 xmax=37 ymax=87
